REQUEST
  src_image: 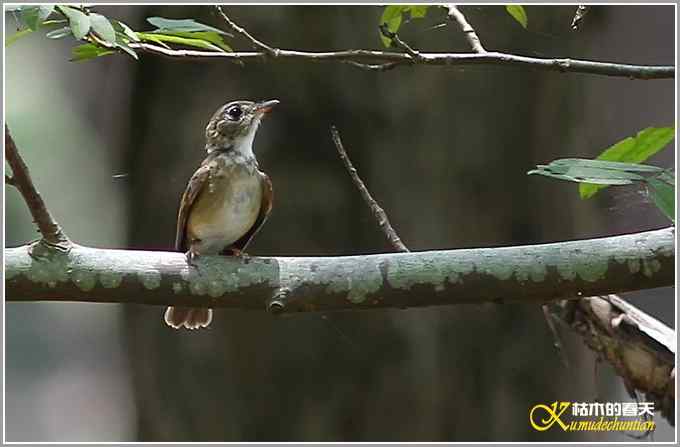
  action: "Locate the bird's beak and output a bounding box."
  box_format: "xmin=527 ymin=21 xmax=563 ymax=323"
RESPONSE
xmin=255 ymin=99 xmax=280 ymax=115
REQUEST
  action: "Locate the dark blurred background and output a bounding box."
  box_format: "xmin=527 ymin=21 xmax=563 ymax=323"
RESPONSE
xmin=5 ymin=4 xmax=675 ymax=442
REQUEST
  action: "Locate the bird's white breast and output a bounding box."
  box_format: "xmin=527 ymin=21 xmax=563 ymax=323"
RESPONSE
xmin=188 ymin=165 xmax=262 ymax=254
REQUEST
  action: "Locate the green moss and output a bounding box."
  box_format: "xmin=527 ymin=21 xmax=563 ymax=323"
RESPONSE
xmin=628 ymin=259 xmax=641 ymax=274
xmin=71 ymin=269 xmax=97 ymax=291
xmin=140 ymin=270 xmax=161 ymax=290
xmin=575 ymin=258 xmax=609 ymax=282
xmin=99 ymin=271 xmax=123 ymax=288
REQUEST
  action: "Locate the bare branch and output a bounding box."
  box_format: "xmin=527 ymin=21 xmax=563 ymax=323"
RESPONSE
xmin=330 ymin=126 xmax=410 ymax=253
xmin=214 ymin=6 xmax=278 ymax=56
xmin=342 ymin=60 xmax=401 ymax=72
xmin=126 ymin=42 xmax=673 ymax=80
xmin=4 ymin=125 xmax=69 ymax=248
xmin=542 ymin=304 xmax=570 ymax=367
xmin=444 ymin=5 xmax=487 ymax=53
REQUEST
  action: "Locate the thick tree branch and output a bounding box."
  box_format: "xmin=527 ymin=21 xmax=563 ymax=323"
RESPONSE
xmin=126 ymin=42 xmax=673 ymax=80
xmin=444 ymin=5 xmax=486 ymax=53
xmin=4 ymin=125 xmax=70 ymax=248
xmin=5 ymin=227 xmax=674 ymax=312
xmin=330 ymin=126 xmax=409 ymax=253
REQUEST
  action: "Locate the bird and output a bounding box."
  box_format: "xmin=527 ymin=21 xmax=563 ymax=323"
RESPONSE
xmin=164 ymin=99 xmax=278 ymax=329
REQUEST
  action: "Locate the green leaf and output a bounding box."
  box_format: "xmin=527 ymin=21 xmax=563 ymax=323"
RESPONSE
xmin=647 ymin=173 xmax=675 ymax=223
xmin=146 ymin=17 xmax=228 ymax=35
xmin=379 ymin=5 xmax=429 ymax=47
xmin=409 ymin=6 xmax=429 ymax=18
xmin=89 ymin=13 xmax=116 ymax=44
xmin=116 ymin=40 xmax=139 ymax=59
xmin=19 ymin=5 xmax=55 ymax=31
xmin=137 ymin=31 xmax=224 ymax=52
xmin=136 ymin=32 xmax=170 ymax=48
xmin=71 ymin=43 xmax=114 ymax=61
xmin=505 ymin=5 xmax=528 ymax=29
xmin=548 ymin=158 xmax=663 ymax=173
xmin=579 ymin=126 xmax=675 ymax=198
xmin=112 ymin=20 xmax=140 ymax=42
xmin=5 ymin=28 xmax=33 ymax=46
xmin=528 ymin=158 xmax=661 ymax=186
xmin=5 ymin=18 xmax=65 ymax=47
xmin=58 ymin=6 xmax=91 ymax=39
xmin=153 ymin=30 xmax=232 ymax=51
xmin=46 ymin=26 xmax=72 ymax=39
xmin=113 ymin=31 xmax=138 ymax=59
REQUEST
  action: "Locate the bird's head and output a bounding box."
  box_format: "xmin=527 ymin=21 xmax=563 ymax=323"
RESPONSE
xmin=205 ymin=99 xmax=279 ymax=156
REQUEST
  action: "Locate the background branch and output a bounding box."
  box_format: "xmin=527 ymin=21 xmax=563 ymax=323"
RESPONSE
xmin=330 ymin=126 xmax=409 ymax=253
xmin=4 ymin=125 xmax=69 ymax=248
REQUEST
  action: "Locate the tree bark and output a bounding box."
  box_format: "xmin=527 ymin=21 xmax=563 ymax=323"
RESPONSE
xmin=6 ymin=227 xmax=674 ymax=313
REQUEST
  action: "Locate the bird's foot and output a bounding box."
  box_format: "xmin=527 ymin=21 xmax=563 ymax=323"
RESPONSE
xmin=185 ymin=250 xmax=200 ymax=267
xmin=223 ymin=247 xmax=251 ymax=263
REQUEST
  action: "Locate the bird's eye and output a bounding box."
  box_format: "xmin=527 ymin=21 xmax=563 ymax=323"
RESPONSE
xmin=226 ymin=106 xmax=243 ymax=121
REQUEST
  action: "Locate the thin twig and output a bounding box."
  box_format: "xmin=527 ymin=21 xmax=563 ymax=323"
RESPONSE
xmin=342 ymin=60 xmax=401 ymax=72
xmin=126 ymin=42 xmax=673 ymax=80
xmin=330 ymin=126 xmax=409 ymax=253
xmin=378 ymin=24 xmax=422 ymax=61
xmin=542 ymin=304 xmax=570 ymax=368
xmin=571 ymin=5 xmax=591 ymax=30
xmin=445 ymin=5 xmax=486 ymax=53
xmin=5 ymin=125 xmax=70 ymax=248
xmin=215 ymin=5 xmax=278 ymax=56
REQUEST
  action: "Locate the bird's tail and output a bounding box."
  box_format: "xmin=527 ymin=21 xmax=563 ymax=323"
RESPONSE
xmin=164 ymin=306 xmax=213 ymax=330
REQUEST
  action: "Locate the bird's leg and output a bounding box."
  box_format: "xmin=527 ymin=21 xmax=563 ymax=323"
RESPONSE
xmin=185 ymin=246 xmax=200 ymax=267
xmin=221 ymin=247 xmax=251 ymax=263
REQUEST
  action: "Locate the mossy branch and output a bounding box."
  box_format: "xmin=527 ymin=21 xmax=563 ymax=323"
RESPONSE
xmin=5 ymin=227 xmax=674 ymax=313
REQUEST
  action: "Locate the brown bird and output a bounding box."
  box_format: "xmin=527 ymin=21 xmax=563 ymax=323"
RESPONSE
xmin=165 ymin=99 xmax=278 ymax=329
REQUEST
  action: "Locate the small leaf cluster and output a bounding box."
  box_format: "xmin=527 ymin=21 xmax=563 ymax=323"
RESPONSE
xmin=529 ymin=127 xmax=675 ymax=222
xmin=5 ymin=5 xmax=233 ymax=61
xmin=377 ymin=5 xmax=528 ymax=47
xmin=378 ymin=5 xmax=430 ymax=48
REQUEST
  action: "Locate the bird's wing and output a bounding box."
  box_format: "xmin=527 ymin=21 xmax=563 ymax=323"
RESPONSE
xmin=175 ymin=162 xmax=213 ymax=252
xmin=231 ymin=171 xmax=273 ymax=252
